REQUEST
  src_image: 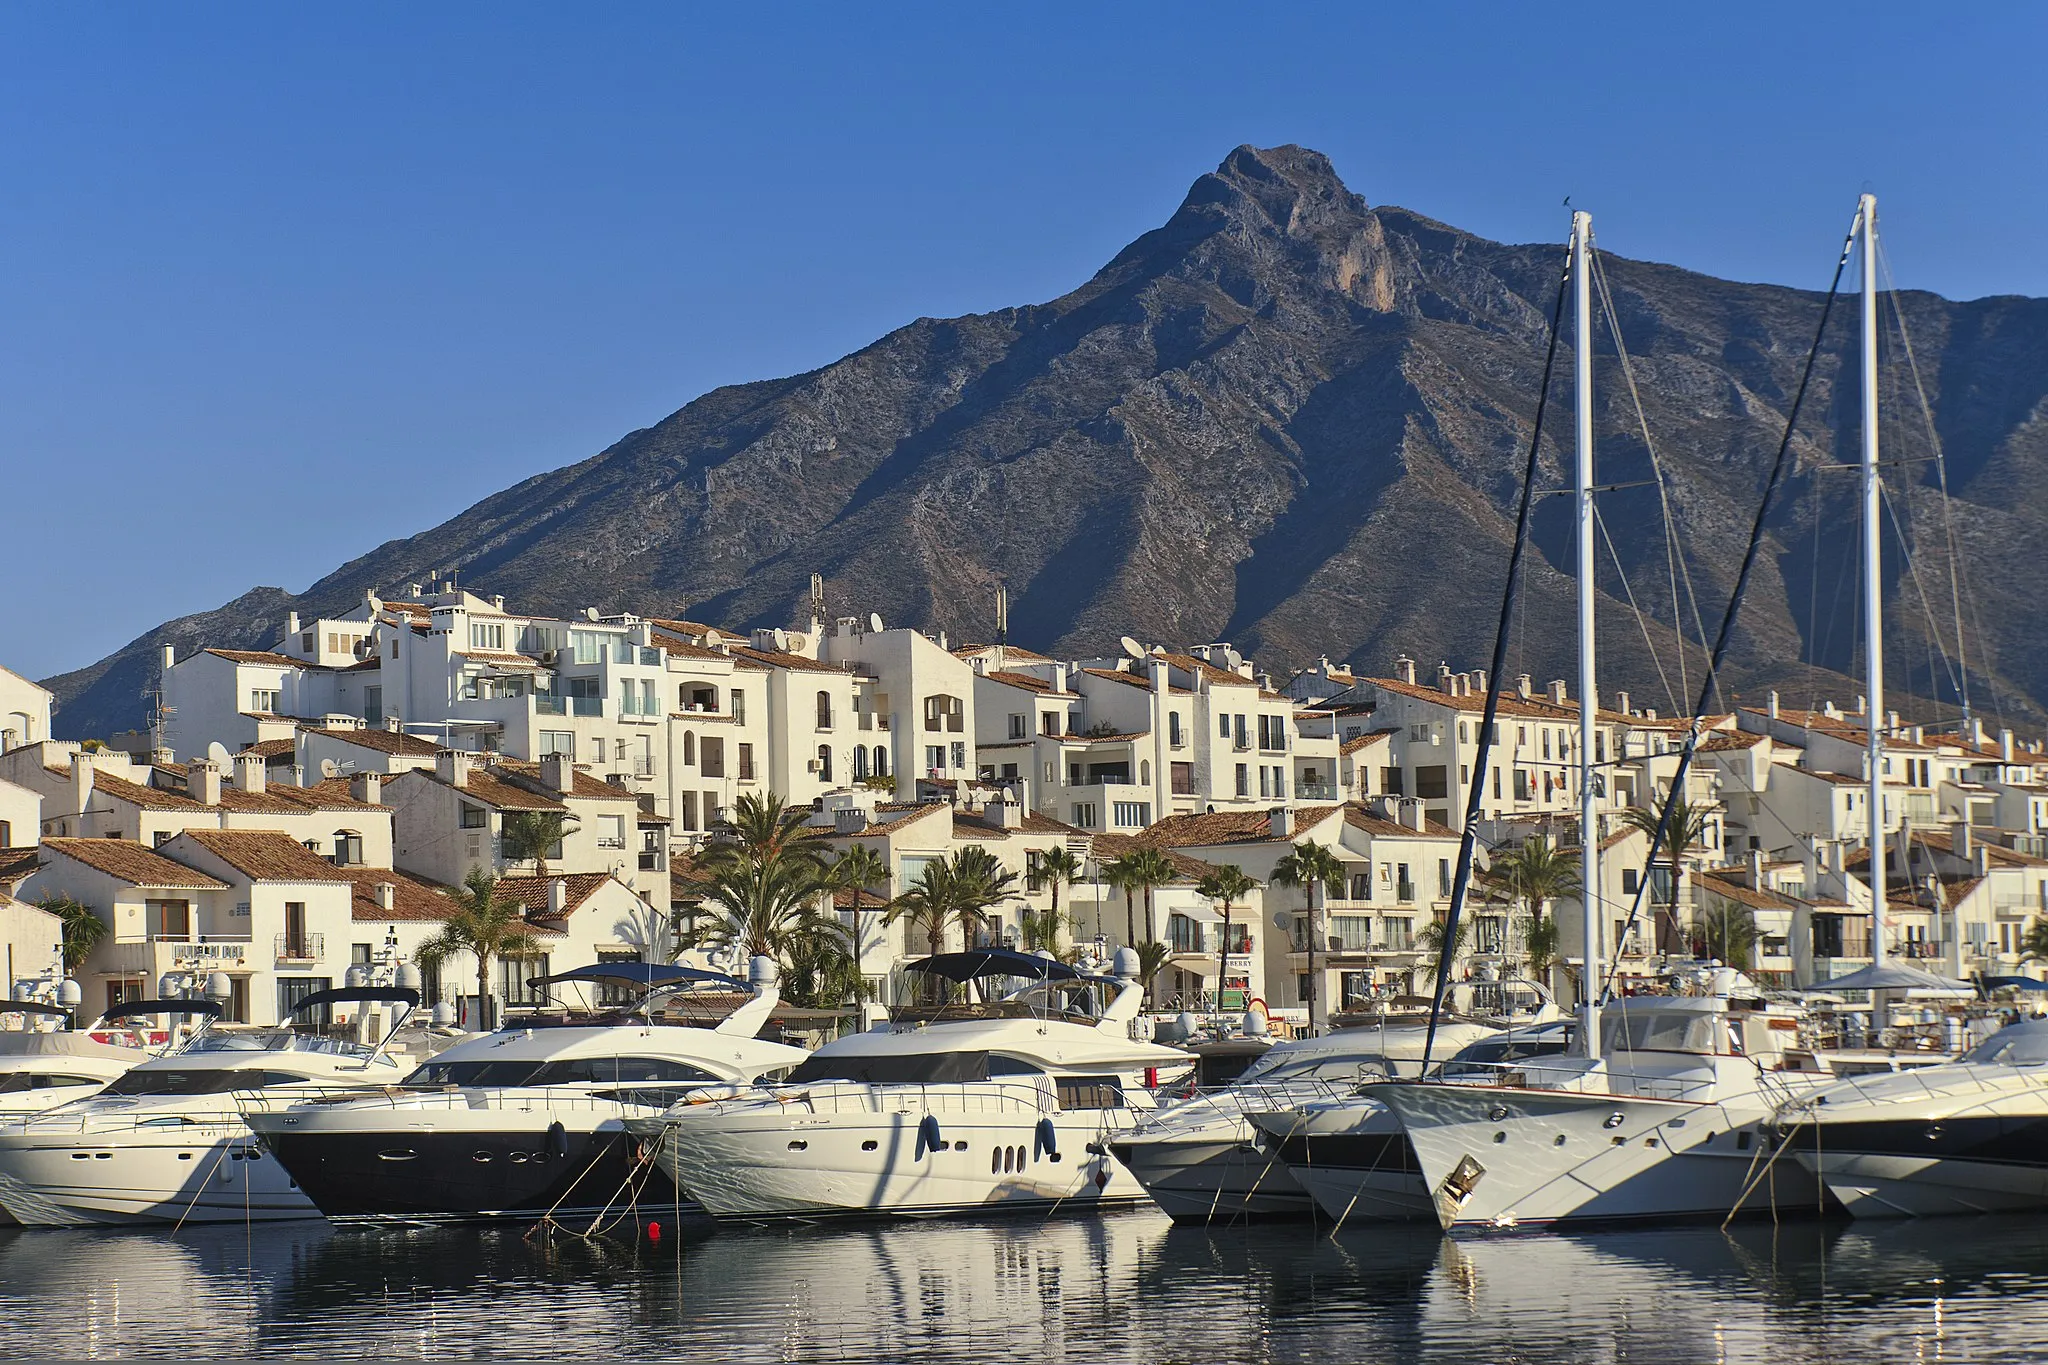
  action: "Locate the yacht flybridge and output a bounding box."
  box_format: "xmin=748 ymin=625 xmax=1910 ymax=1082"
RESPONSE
xmin=247 ymin=962 xmax=808 ymax=1226
xmin=628 ymin=949 xmax=1195 ymax=1221
xmin=0 ymin=1001 xmax=198 ymax=1126
xmin=0 ymin=987 xmax=431 ymax=1226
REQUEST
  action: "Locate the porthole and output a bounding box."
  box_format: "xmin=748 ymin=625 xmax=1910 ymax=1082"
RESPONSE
xmin=862 ymin=1140 xmax=879 ymax=1152
xmin=788 ymin=1140 xmax=808 ymax=1152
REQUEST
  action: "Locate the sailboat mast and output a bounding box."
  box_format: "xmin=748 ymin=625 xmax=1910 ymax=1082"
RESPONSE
xmin=1859 ymin=193 xmax=1889 ymax=970
xmin=1573 ymin=209 xmax=1602 ymax=1056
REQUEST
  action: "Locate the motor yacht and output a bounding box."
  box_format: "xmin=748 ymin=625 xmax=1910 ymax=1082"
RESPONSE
xmin=1367 ymin=986 xmax=1838 ymax=1231
xmin=0 ymin=1001 xmax=184 ymax=1124
xmin=1240 ymin=1020 xmax=1578 ymax=1226
xmin=0 ymin=986 xmax=432 ymax=1225
xmin=1778 ymin=1016 xmax=2048 ymax=1218
xmin=628 ymin=948 xmax=1194 ymax=1221
xmin=247 ymin=962 xmax=808 ymax=1226
xmin=1109 ymin=1016 xmax=1505 ymax=1223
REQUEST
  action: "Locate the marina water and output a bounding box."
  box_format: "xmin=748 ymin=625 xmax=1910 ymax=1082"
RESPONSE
xmin=6 ymin=1210 xmax=2048 ymax=1361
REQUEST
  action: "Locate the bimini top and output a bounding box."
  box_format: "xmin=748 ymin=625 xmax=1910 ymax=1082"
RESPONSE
xmin=905 ymin=949 xmax=1102 ymax=985
xmin=290 ymin=987 xmax=420 ymax=1014
xmin=1979 ymin=975 xmax=2048 ymax=994
xmin=530 ymin=962 xmax=746 ymax=992
xmin=1 ymin=1002 xmax=74 ymax=1024
xmin=99 ymin=999 xmax=227 ymax=1022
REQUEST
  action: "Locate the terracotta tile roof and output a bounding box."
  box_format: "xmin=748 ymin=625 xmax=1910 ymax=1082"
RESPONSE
xmin=176 ymin=828 xmax=355 ymax=883
xmin=461 ymin=651 xmax=539 ymax=670
xmin=381 ymin=601 xmax=433 ymax=620
xmin=340 ymin=868 xmax=460 ymax=922
xmin=244 ymin=739 xmax=297 ymax=760
xmin=647 ymin=617 xmax=726 ymax=641
xmin=302 ymin=726 xmax=441 ymax=757
xmin=493 ymin=872 xmax=615 ymax=919
xmin=952 ymin=817 xmax=1009 ymax=841
xmin=1694 ymin=873 xmax=1805 ymax=913
xmin=956 ymin=643 xmax=1052 ymax=663
xmin=405 ymin=767 xmax=567 ymax=812
xmin=492 ymin=759 xmax=639 ymax=803
xmin=727 ymin=645 xmax=848 ymax=675
xmin=1362 ymin=675 xmax=1577 ymax=719
xmin=1341 ymin=731 xmax=1395 ymax=755
xmin=859 ymin=803 xmax=951 ymax=837
xmin=1861 ymin=828 xmax=2048 ymax=870
xmin=41 ymin=837 xmax=229 ymax=889
xmin=1700 ymin=732 xmax=1766 ymax=751
xmin=1741 ymin=707 xmax=1934 ymax=751
xmin=1018 ymin=812 xmax=1091 ymax=838
xmin=650 ymin=632 xmax=736 ymax=661
xmin=1157 ymin=652 xmax=1254 ymax=688
xmin=0 ymin=846 xmax=42 ymax=886
xmin=983 ymin=670 xmax=1069 ymax=695
xmin=831 ymin=886 xmax=889 ymax=909
xmin=1087 ymin=832 xmax=1218 ymax=881
xmin=1342 ymin=807 xmax=1460 ymax=839
xmin=671 ymin=858 xmax=714 ymax=898
xmin=1924 ymin=733 xmax=2018 ymax=760
xmin=203 ymin=648 xmax=315 ymax=668
xmin=1141 ymin=805 xmax=1345 ymax=848
xmin=83 ymin=769 xmax=213 ymax=812
xmin=1077 ymin=666 xmax=1190 ymax=695
xmin=277 ymin=779 xmax=391 ymax=812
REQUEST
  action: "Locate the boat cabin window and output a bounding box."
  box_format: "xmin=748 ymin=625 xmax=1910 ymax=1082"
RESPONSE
xmin=1600 ymin=1010 xmax=1722 ymax=1056
xmin=529 ymin=1057 xmax=721 ymax=1084
xmin=1440 ymin=1029 xmax=1576 ymax=1078
xmin=784 ymin=1051 xmax=993 ymax=1085
xmin=1054 ymin=1076 xmax=1124 ymax=1110
xmin=406 ymin=1059 xmax=550 ymax=1087
xmin=99 ymin=1068 xmax=306 ymax=1097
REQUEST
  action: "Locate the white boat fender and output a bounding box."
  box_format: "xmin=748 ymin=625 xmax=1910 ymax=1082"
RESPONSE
xmin=916 ymin=1114 xmax=943 ymax=1159
xmin=1034 ymin=1118 xmax=1059 ymax=1161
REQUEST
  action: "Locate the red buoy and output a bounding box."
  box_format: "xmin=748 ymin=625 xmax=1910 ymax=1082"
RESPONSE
xmin=647 ymin=1221 xmax=662 ymax=1242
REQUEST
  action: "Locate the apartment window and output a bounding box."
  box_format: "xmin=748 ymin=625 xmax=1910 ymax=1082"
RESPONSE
xmin=1007 ymin=713 xmax=1026 ymax=740
xmin=283 ymin=903 xmax=311 ymax=959
xmin=813 ymin=691 xmax=833 ymax=731
xmin=700 ymin=736 xmax=724 ymax=778
xmin=1258 ymin=767 xmax=1270 ymax=799
xmin=469 ymin=622 xmax=505 ymax=651
xmin=1513 ymin=768 xmax=1532 ymax=801
xmin=1234 ymin=715 xmax=1249 ymax=749
xmin=731 ymin=690 xmax=746 ymax=724
xmin=640 ymin=679 xmax=657 ymax=715
xmin=148 ymin=899 xmax=192 ymax=942
xmin=619 ymin=680 xmax=639 ymax=716
xmin=570 ymin=631 xmax=604 ymax=665
xmin=1258 ymin=715 xmax=1286 ymax=752
xmin=1415 ymin=766 xmax=1449 ymax=801
xmin=682 ymin=732 xmax=696 ymax=766
xmin=951 ymin=742 xmax=967 ymax=770
xmin=333 ymin=832 xmax=364 ymax=866
xmin=634 ymin=735 xmax=654 ymax=776
xmin=1170 ymin=762 xmax=1194 ymax=795
xmin=1271 ymin=767 xmax=1285 ymax=799
xmin=1112 ymin=801 xmax=1151 ymax=828
xmin=678 ymin=792 xmax=698 ymax=831
xmin=737 ymin=743 xmax=755 ymax=781
xmin=499 ymin=955 xmax=551 ymax=1007
xmin=1492 ymin=769 xmax=1502 ymax=800
xmin=1041 ymin=713 xmax=1059 ymax=737
xmin=1169 ymin=713 xmax=1184 ymax=748
xmin=597 ymin=815 xmax=626 ymax=849
xmin=1351 ymin=873 xmax=1371 ymax=901
xmin=927 ymin=746 xmax=948 ymax=774
xmin=923 ymin=694 xmax=964 ymax=733
xmin=1438 ymin=859 xmax=1452 ymax=897
xmin=816 ymin=746 xmax=834 ymax=782
xmin=363 ymin=686 xmax=383 ymax=725
xmin=1235 ymin=764 xmax=1250 ymax=798
xmin=1045 ymin=761 xmax=1057 ymax=785
xmin=1071 ymin=802 xmax=1097 ymax=828
xmin=1219 ymin=715 xmax=1231 ymax=739
xmin=1381 ymin=767 xmax=1404 ymax=796
xmin=1622 ymin=868 xmax=1639 ymax=896
xmin=853 ymin=747 xmax=870 ymax=780
xmin=540 ymin=730 xmax=575 ymax=759
xmin=1330 ymin=916 xmax=1373 ymax=952
xmin=277 ymin=976 xmax=333 ymax=1028
xmin=250 ymin=689 xmax=281 ymax=713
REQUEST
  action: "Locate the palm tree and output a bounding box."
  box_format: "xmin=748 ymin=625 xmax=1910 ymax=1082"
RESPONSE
xmin=831 ymin=843 xmax=890 ymax=986
xmin=40 ymin=895 xmax=107 ymax=976
xmin=413 ymin=871 xmax=542 ymax=1029
xmin=1416 ymin=911 xmax=1472 ymax=986
xmin=2022 ymin=916 xmax=2048 ymax=968
xmin=1273 ymin=839 xmax=1345 ymax=1034
xmin=1696 ymin=900 xmax=1761 ymax=970
xmin=498 ymin=809 xmax=579 ymax=881
xmin=1481 ymin=835 xmax=1581 ymax=990
xmin=1107 ymin=847 xmax=1175 ymax=1004
xmin=1101 ymin=855 xmax=1143 ymax=952
xmin=1619 ymin=794 xmax=1714 ymax=947
xmin=885 ymin=846 xmax=1020 ymax=965
xmin=778 ymin=914 xmax=865 ymax=1009
xmin=1196 ymin=864 xmax=1259 ymax=1020
xmin=1027 ymin=846 xmax=1082 ymax=952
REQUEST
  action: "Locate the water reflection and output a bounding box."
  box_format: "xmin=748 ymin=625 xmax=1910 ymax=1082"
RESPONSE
xmin=4 ymin=1211 xmax=2048 ymax=1360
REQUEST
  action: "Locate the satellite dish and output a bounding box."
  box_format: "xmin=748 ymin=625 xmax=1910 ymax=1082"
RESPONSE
xmin=1272 ymin=910 xmax=1293 ymax=931
xmin=1119 ymin=636 xmax=1145 ymax=660
xmin=207 ymin=741 xmax=231 ymax=766
xmin=869 ymin=613 xmax=885 ymax=633
xmin=702 ymin=628 xmax=723 ymax=647
xmin=319 ymin=758 xmax=340 ymax=779
xmin=584 ymin=607 xmax=600 ymax=622
xmin=771 ymin=629 xmax=789 ymax=651
xmin=1223 ymin=648 xmax=1242 ymax=670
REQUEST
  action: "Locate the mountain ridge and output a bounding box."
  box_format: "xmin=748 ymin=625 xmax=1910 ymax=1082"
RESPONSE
xmin=44 ymin=144 xmax=2048 ymax=741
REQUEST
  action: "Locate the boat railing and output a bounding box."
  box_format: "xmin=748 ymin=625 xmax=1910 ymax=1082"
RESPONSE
xmin=675 ymin=1079 xmax=1061 ymax=1120
xmin=1132 ymin=1078 xmax=1358 ymax=1135
xmin=1783 ymin=1060 xmax=2048 ymax=1118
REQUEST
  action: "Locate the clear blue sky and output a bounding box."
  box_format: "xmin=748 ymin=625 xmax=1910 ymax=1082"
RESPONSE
xmin=4 ymin=2 xmax=2041 ymax=680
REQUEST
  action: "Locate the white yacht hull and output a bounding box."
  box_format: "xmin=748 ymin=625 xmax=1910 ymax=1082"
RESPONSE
xmin=1796 ymin=1148 xmax=2048 ymax=1218
xmin=1244 ymin=1102 xmax=1433 ymax=1224
xmin=1373 ymin=1082 xmax=1816 ymax=1231
xmin=1109 ymin=1133 xmax=1311 ymax=1221
xmin=642 ymin=1086 xmax=1146 ymax=1220
xmin=0 ymin=1121 xmax=315 ymax=1226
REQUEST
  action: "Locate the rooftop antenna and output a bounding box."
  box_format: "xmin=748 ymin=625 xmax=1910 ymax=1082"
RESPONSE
xmin=810 ymin=572 xmax=826 ymax=629
xmin=995 ymin=582 xmax=1009 ymax=671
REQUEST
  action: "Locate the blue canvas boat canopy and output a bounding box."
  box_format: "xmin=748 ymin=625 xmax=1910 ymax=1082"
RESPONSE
xmin=530 ymin=962 xmax=747 ymax=992
xmin=1980 ymin=975 xmax=2048 ymax=994
xmin=905 ymin=949 xmax=1101 ymax=984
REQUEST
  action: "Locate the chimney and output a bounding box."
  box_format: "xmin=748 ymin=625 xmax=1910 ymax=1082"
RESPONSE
xmin=1404 ymin=798 xmax=1426 ymax=831
xmin=2001 ymin=728 xmax=2015 ymax=763
xmin=1909 ymin=725 xmax=1924 ymax=744
xmin=436 ymin=749 xmax=473 ymax=789
xmin=833 ymin=806 xmax=869 ymax=835
xmin=1887 ymin=709 xmax=1900 ymax=733
xmin=1952 ymin=821 xmax=1973 ymax=863
xmin=1975 ymin=844 xmax=1992 ymax=879
xmin=285 ymin=764 xmax=307 ymax=789
xmin=993 ymin=795 xmax=1024 ymax=831
xmin=1395 ymin=655 xmax=1417 ymax=686
xmin=1517 ymin=674 xmax=1534 ymax=699
xmin=540 ymin=752 xmax=574 ymax=793
xmin=1615 ymin=691 xmax=1631 ymax=717
xmin=286 ymin=611 xmax=301 ymax=638
xmin=1268 ymin=807 xmax=1290 ymax=840
xmin=161 ymin=644 xmax=177 ymax=675
xmin=1749 ymin=848 xmax=1765 ymax=889
xmin=1768 ymin=690 xmax=1780 ymax=720
xmin=1471 ymin=668 xmax=1487 ymax=696
xmin=1437 ymin=663 xmax=1455 ymax=693
xmin=350 ymin=772 xmax=382 ymax=805
xmin=547 ymin=877 xmax=568 ymax=915
xmin=1547 ymin=680 xmax=1568 ymax=705
xmin=1854 ymin=694 xmax=1867 ymax=715
xmin=189 ymin=757 xmax=221 ymax=806
xmin=70 ymin=753 xmax=94 ymax=815
xmin=1970 ymin=717 xmax=1986 ymax=748
xmin=374 ymin=881 xmax=396 ymax=911
xmin=232 ymin=751 xmax=266 ymax=795
xmin=492 ymin=595 xmax=506 ymax=611
xmin=383 ymin=714 xmax=401 ymax=733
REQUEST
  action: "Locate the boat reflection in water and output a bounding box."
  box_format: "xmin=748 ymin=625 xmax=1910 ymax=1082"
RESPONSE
xmin=12 ymin=1211 xmax=2048 ymax=1360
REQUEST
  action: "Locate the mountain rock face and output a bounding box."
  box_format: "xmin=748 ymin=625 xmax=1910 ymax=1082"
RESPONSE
xmin=47 ymin=145 xmax=2048 ymax=741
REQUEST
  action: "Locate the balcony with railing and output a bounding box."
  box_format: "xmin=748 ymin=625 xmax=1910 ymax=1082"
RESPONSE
xmin=275 ymin=932 xmax=324 ymax=963
xmin=106 ymin=934 xmax=256 ymax=976
xmin=1295 ymin=780 xmax=1338 ymax=801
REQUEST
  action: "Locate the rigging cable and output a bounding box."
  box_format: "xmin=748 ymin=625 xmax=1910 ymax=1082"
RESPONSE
xmin=1604 ymin=210 xmax=1862 ymax=988
xmin=1593 ymin=503 xmax=1682 ymax=717
xmin=1421 ymin=236 xmax=1574 ymax=1069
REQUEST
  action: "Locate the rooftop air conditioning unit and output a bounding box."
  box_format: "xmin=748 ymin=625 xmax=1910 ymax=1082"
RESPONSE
xmin=537 ymin=650 xmax=558 ymax=666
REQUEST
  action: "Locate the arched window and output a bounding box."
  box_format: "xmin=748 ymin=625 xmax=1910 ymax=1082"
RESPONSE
xmin=682 ymin=732 xmax=696 ymax=766
xmin=852 ymin=747 xmax=870 ymax=780
xmin=1140 ymin=760 xmax=1151 ymax=786
xmin=873 ymin=746 xmax=889 ymax=778
xmin=817 ymin=691 xmax=833 ymax=730
xmin=817 ymin=745 xmax=834 ymax=783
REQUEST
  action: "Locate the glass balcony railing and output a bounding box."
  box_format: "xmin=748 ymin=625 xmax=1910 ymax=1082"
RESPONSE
xmin=571 ymin=697 xmax=603 ymax=717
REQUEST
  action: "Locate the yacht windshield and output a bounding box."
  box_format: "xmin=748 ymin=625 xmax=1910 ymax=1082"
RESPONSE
xmin=1600 ymin=1010 xmax=1722 ymax=1056
xmin=1243 ymin=1054 xmax=1397 ymax=1085
xmin=1962 ymin=1024 xmax=2048 ymax=1066
xmin=99 ymin=1068 xmax=309 ymax=1098
xmin=405 ymin=1057 xmax=723 ymax=1087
